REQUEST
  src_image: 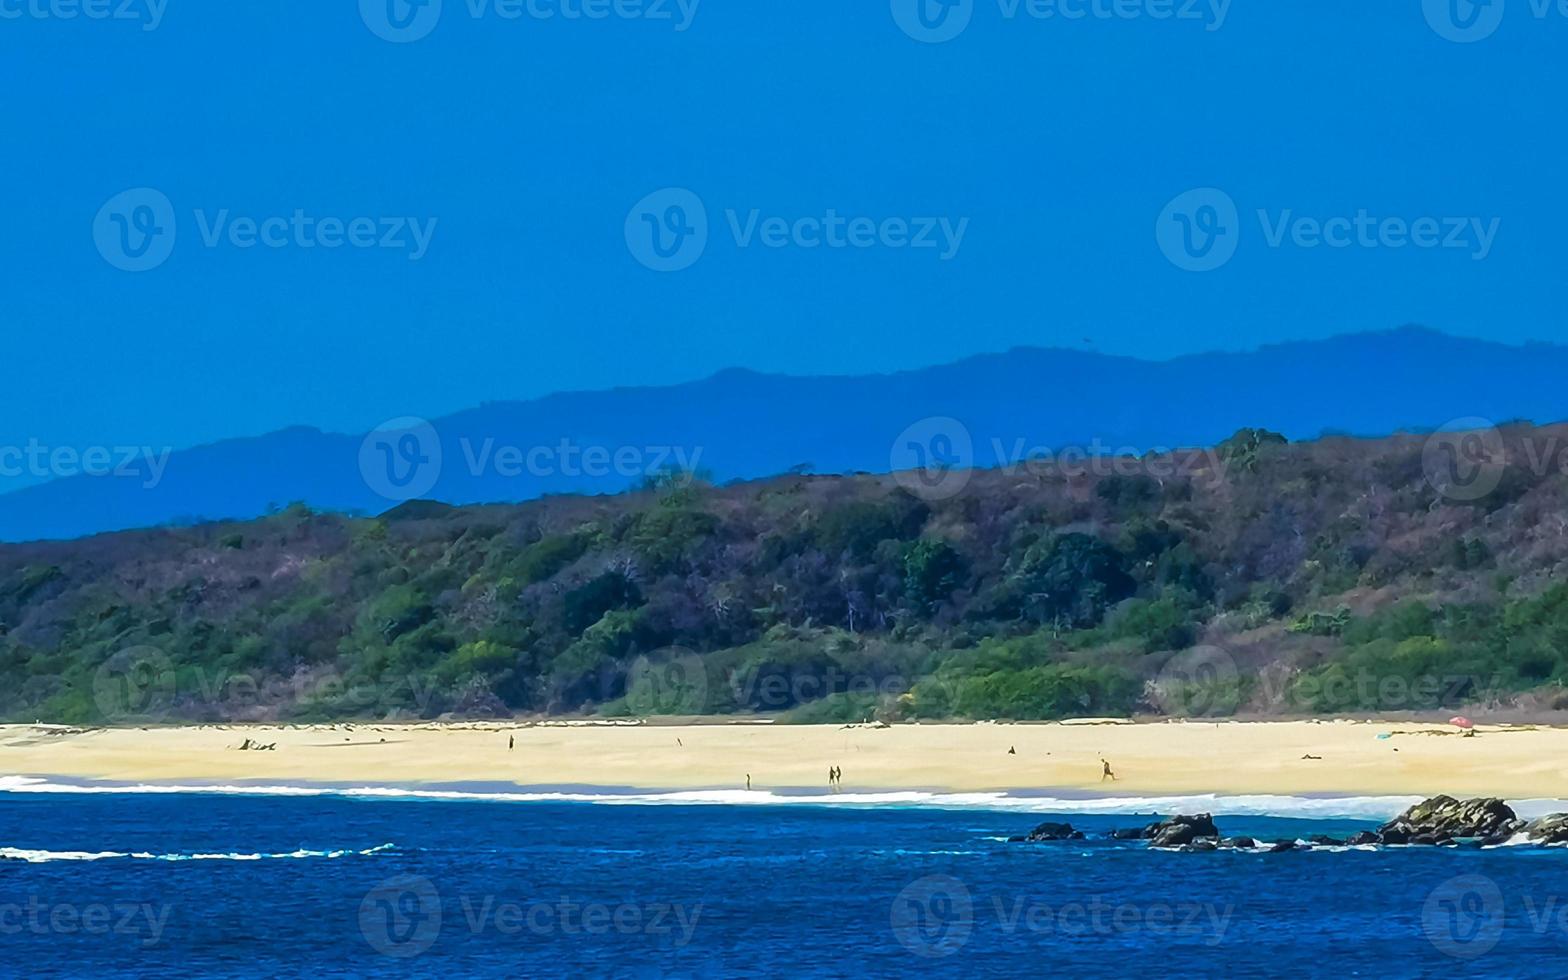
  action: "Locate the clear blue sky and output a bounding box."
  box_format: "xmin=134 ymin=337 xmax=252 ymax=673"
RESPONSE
xmin=0 ymin=1 xmax=1564 ymax=489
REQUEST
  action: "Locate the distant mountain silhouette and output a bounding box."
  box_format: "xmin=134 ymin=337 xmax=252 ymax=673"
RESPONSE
xmin=3 ymin=327 xmax=1565 ymax=541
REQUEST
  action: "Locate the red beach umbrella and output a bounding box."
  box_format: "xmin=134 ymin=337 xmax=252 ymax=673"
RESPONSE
xmin=1449 ymin=716 xmax=1474 ymax=729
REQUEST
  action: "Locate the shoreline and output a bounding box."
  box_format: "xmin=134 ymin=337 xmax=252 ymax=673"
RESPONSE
xmin=5 ymin=719 xmax=1568 ymax=801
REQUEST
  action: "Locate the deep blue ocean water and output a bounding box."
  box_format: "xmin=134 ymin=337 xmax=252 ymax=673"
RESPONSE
xmin=2 ymin=792 xmax=1567 ymax=978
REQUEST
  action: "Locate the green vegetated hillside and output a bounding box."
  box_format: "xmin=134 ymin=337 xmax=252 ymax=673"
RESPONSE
xmin=4 ymin=425 xmax=1568 ymax=725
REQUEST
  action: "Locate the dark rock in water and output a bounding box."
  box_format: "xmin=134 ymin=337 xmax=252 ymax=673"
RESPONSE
xmin=1219 ymin=837 xmax=1256 ymax=849
xmin=1268 ymin=840 xmax=1301 ymax=852
xmin=1524 ymin=813 xmax=1568 ymax=844
xmin=1019 ymin=821 xmax=1084 ymax=842
xmin=1345 ymin=831 xmax=1380 ymax=846
xmin=1308 ymin=835 xmax=1346 ymax=847
xmin=1151 ymin=824 xmax=1199 ymax=848
xmin=1159 ymin=813 xmax=1219 ymax=838
xmin=1177 ymin=839 xmax=1219 ymax=853
xmin=1409 ymin=833 xmax=1455 ymax=846
xmin=1379 ymin=796 xmax=1516 ymax=844
xmin=1104 ymin=813 xmax=1225 ymax=848
xmin=1144 ymin=814 xmax=1221 ymax=847
xmin=1108 ymin=813 xmax=1221 ymax=844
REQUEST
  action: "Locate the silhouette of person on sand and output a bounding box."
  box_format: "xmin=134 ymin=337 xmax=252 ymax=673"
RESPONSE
xmin=1101 ymin=758 xmax=1117 ymax=781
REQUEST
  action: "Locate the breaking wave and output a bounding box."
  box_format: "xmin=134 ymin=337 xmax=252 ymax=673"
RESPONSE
xmin=10 ymin=775 xmax=1560 ymax=820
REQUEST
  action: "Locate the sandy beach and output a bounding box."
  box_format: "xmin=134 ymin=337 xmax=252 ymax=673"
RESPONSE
xmin=3 ymin=719 xmax=1568 ymax=799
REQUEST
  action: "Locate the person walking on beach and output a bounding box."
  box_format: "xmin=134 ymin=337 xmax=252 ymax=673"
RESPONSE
xmin=746 ymin=774 xmax=751 ymax=791
xmin=1101 ymin=758 xmax=1116 ymax=782
xmin=508 ymin=735 xmax=514 ymax=751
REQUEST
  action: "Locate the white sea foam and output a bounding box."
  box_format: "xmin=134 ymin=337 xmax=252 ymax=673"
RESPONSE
xmin=6 ymin=774 xmax=1541 ymax=820
xmin=0 ymin=843 xmax=394 ymax=864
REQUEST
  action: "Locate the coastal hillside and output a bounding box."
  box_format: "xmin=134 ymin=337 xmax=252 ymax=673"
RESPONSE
xmin=4 ymin=423 xmax=1568 ymax=724
xmin=6 ymin=329 xmax=1568 ymax=542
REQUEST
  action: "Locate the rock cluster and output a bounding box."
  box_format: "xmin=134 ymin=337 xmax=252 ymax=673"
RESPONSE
xmin=1376 ymin=795 xmax=1519 ymax=846
xmin=1009 ymin=795 xmax=1568 ymax=851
